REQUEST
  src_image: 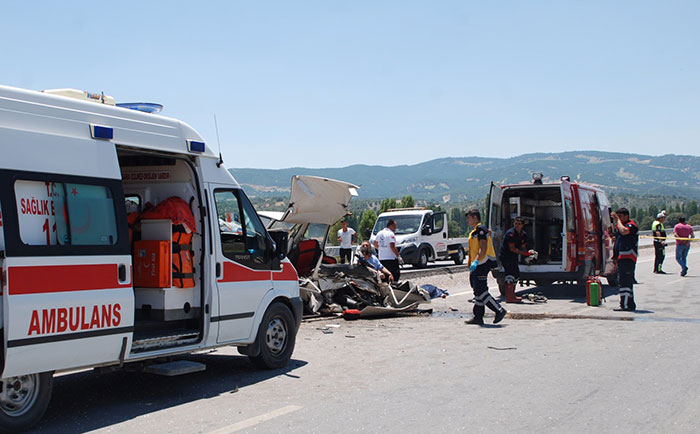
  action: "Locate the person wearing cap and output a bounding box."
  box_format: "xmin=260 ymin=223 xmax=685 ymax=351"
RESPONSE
xmin=652 ymin=211 xmax=668 ymax=274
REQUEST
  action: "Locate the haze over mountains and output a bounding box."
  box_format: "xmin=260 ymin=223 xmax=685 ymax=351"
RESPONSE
xmin=230 ymin=151 xmax=700 ymax=203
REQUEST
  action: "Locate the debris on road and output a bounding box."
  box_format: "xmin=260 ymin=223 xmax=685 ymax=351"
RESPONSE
xmin=300 ymin=264 xmax=431 ymax=319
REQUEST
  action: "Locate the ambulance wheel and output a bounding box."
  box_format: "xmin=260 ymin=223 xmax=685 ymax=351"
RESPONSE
xmin=452 ymin=248 xmax=465 ymax=265
xmin=249 ymin=302 xmax=296 ymax=370
xmin=416 ymin=249 xmax=429 ymax=268
xmin=0 ymin=372 xmax=53 ymax=433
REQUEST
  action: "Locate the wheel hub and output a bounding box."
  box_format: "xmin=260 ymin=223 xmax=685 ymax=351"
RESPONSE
xmin=265 ymin=317 xmax=287 ymax=355
xmin=0 ymin=374 xmax=40 ymax=417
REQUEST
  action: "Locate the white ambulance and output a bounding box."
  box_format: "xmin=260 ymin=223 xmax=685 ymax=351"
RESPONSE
xmin=0 ymin=85 xmax=302 ymax=432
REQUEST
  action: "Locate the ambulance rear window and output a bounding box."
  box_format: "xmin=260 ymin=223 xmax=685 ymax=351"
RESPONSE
xmin=15 ymin=180 xmax=118 ymax=246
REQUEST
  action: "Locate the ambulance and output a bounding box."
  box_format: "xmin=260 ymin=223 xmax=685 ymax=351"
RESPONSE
xmin=0 ymin=85 xmax=302 ymax=432
xmin=487 ymin=173 xmax=617 ymax=294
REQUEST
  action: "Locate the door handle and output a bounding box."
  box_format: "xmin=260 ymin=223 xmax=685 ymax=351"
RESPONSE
xmin=216 ymin=262 xmax=222 ymax=278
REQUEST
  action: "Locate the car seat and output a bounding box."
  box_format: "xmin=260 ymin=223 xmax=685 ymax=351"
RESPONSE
xmin=287 ymin=239 xmax=322 ymax=277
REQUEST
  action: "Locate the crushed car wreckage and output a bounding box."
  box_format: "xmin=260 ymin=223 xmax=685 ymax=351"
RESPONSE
xmin=258 ymin=175 xmax=431 ymax=318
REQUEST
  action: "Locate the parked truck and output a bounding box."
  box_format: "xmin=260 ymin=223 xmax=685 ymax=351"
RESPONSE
xmin=369 ymin=208 xmax=467 ymax=268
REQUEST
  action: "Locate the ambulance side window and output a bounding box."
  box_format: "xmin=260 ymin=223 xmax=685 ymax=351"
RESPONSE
xmin=15 ymin=180 xmax=118 ymax=246
xmin=214 ymin=189 xmax=271 ymax=270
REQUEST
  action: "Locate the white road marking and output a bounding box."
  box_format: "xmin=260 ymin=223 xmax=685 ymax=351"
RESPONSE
xmin=207 ymin=405 xmax=302 ymax=434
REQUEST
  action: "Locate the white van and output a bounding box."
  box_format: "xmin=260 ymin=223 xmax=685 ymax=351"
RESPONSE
xmin=369 ymin=208 xmax=468 ymax=268
xmin=0 ymin=85 xmax=301 ymax=432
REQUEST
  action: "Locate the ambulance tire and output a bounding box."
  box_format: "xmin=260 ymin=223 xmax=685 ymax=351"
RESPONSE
xmin=0 ymin=371 xmax=53 ymax=433
xmin=249 ymin=302 xmax=297 ymax=370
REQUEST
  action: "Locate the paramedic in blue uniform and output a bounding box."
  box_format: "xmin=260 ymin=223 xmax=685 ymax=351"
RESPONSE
xmin=499 ymin=216 xmax=535 ymax=303
xmin=464 ymin=209 xmax=507 ymax=325
xmin=611 ymin=208 xmax=639 ymax=311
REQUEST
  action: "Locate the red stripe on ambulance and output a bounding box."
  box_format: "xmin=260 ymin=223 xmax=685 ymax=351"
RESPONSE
xmin=272 ymin=262 xmax=298 ymax=282
xmin=8 ymin=264 xmax=131 ymax=295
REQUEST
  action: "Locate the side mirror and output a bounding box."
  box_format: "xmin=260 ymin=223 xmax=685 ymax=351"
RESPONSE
xmin=363 ymin=228 xmax=371 ymax=239
xmin=268 ymin=230 xmax=288 ymax=260
xmin=422 ymin=226 xmax=432 ymax=236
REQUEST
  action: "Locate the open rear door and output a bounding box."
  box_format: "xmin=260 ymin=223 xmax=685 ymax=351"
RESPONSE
xmin=560 ymin=180 xmax=578 ymax=272
xmin=487 ymin=182 xmax=504 ymax=253
xmin=596 ymin=191 xmax=616 ymax=277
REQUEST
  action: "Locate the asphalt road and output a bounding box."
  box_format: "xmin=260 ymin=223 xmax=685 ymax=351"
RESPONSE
xmin=28 ymin=246 xmax=700 ymax=434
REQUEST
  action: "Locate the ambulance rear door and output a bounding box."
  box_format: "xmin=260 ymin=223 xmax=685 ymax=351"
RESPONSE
xmin=595 ymin=191 xmax=616 ymax=277
xmin=560 ymin=180 xmax=578 ymax=272
xmin=0 ymin=170 xmax=133 ymax=378
xmin=487 ymin=182 xmax=505 ymax=252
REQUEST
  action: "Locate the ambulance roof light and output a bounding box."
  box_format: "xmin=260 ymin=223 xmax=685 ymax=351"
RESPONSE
xmin=532 ymin=172 xmax=543 ymax=184
xmin=187 ymin=140 xmax=206 ymax=153
xmin=116 ymin=102 xmax=163 ymax=114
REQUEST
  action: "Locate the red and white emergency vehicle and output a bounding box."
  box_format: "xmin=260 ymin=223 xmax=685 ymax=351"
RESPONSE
xmin=0 ymin=85 xmax=302 ymax=432
xmin=487 ymin=173 xmax=617 ymax=294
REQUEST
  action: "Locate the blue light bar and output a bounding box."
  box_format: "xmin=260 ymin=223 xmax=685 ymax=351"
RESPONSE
xmin=187 ymin=140 xmax=206 ymax=153
xmin=90 ymin=124 xmax=113 ymax=140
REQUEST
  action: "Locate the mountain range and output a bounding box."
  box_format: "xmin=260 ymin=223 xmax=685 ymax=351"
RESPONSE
xmin=230 ymin=151 xmax=700 ymax=203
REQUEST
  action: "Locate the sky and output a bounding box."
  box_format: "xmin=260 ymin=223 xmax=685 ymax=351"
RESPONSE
xmin=2 ymin=1 xmax=698 ymax=169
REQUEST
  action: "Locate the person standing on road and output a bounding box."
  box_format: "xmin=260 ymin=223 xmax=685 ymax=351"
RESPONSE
xmin=498 ymin=216 xmax=537 ymax=303
xmin=374 ymin=219 xmax=402 ymax=281
xmin=652 ymin=212 xmax=668 ymax=274
xmin=673 ymin=216 xmax=695 ymax=277
xmin=357 ymin=241 xmax=394 ymax=282
xmin=611 ymin=208 xmax=638 ymax=311
xmin=337 ymin=220 xmax=357 ymax=264
xmin=464 ymin=209 xmax=507 ymax=325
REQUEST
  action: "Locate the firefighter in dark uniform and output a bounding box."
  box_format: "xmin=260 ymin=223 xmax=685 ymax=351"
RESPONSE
xmin=499 ymin=216 xmax=537 ymax=303
xmin=464 ymin=209 xmax=507 ymax=325
xmin=611 ymin=207 xmax=639 ymax=311
xmin=652 ymin=211 xmax=667 ymax=274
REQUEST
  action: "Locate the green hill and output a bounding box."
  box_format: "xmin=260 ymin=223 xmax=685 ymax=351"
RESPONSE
xmin=230 ymin=151 xmax=700 ymax=203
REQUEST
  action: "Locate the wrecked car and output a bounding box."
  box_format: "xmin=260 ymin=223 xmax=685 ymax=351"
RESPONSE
xmin=258 ymin=175 xmax=431 ymax=318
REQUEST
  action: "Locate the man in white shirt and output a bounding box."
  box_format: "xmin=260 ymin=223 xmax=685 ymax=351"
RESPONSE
xmin=373 ymin=219 xmax=401 ymax=281
xmin=336 ymin=220 xmax=357 ymax=264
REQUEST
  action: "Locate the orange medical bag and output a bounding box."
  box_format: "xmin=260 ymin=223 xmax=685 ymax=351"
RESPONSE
xmin=134 ymin=240 xmax=172 ymax=288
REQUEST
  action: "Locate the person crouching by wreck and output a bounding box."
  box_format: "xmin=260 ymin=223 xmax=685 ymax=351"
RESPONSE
xmin=464 ymin=209 xmax=507 ymax=325
xmin=611 ymin=207 xmax=639 ymax=311
xmin=358 ymin=241 xmax=394 ymax=283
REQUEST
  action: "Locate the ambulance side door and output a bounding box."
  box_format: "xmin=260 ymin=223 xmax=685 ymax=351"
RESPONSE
xmin=0 ymin=170 xmax=133 ymax=378
xmin=210 ymin=185 xmax=273 ymax=343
